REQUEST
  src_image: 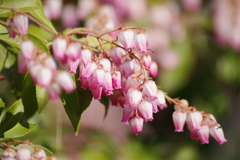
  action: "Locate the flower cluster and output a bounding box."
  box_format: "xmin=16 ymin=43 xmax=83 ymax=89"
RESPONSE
xmin=0 ymin=147 xmax=56 ymax=160
xmin=172 ymin=99 xmax=227 ymax=144
xmin=6 ymin=14 xmax=75 ymax=101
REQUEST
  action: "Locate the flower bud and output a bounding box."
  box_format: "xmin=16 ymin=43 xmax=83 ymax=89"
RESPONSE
xmin=133 ymin=32 xmax=148 ymax=53
xmin=103 ymin=71 xmax=113 ymax=95
xmin=16 ymin=148 xmax=31 ymax=160
xmin=209 ymin=125 xmax=227 ymax=144
xmin=56 ymin=71 xmax=75 ymax=93
xmin=126 ymin=88 xmax=142 ymax=109
xmin=20 ymin=40 xmax=34 ymax=60
xmin=112 ymin=71 xmax=121 ymax=89
xmin=198 ymin=125 xmax=209 ymax=144
xmin=118 ymin=29 xmax=135 ymax=50
xmin=52 ymin=37 xmax=67 ymax=60
xmin=130 ymin=117 xmax=144 ymax=135
xmin=172 ymin=111 xmax=187 ymax=132
xmin=13 ymin=14 xmax=28 ymax=35
xmin=1 ymin=149 xmax=15 ymax=160
xmin=137 ymin=100 xmax=153 ymax=122
xmin=33 ymin=149 xmax=46 ymax=160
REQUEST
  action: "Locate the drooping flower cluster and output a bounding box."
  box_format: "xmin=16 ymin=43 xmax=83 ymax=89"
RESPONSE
xmin=6 ymin=14 xmax=75 ymax=101
xmin=172 ymin=99 xmax=227 ymax=144
xmin=0 ymin=147 xmax=56 ymax=160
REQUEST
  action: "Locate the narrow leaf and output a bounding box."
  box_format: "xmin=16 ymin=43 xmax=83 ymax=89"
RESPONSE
xmin=36 ymin=85 xmax=49 ymax=114
xmin=61 ymin=75 xmax=93 ymax=135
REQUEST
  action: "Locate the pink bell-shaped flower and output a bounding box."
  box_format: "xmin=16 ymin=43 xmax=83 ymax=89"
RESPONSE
xmin=137 ymin=100 xmax=153 ymax=122
xmin=16 ymin=148 xmax=31 ymax=160
xmin=149 ymin=61 xmax=158 ymax=77
xmin=118 ymin=29 xmax=135 ymax=50
xmin=80 ymin=49 xmax=92 ymax=66
xmin=13 ymin=14 xmax=28 ymax=35
xmin=133 ymin=32 xmax=148 ymax=53
xmin=121 ymin=105 xmax=133 ymax=124
xmin=79 ymin=62 xmax=97 ymax=79
xmin=156 ymin=90 xmax=167 ymax=110
xmin=20 ymin=40 xmax=34 ymax=60
xmin=92 ymin=68 xmax=105 ymax=87
xmin=52 ymin=37 xmax=67 ymax=60
xmin=122 ymin=59 xmax=135 ymax=77
xmin=142 ymin=55 xmax=152 ymax=69
xmin=67 ymin=59 xmax=80 ymax=73
xmin=187 ymin=110 xmax=202 ymax=131
xmin=142 ymin=80 xmax=158 ymax=101
xmin=103 ymin=71 xmax=113 ymax=96
xmin=209 ymin=125 xmax=227 ymax=144
xmin=198 ymin=125 xmax=210 ymax=144
xmin=100 ymin=58 xmax=111 ymax=72
xmin=7 ymin=17 xmax=18 ymax=38
xmin=66 ymin=42 xmax=81 ymax=61
xmin=126 ymin=88 xmax=142 ymax=109
xmin=112 ymin=71 xmax=122 ymax=89
xmin=56 ymin=71 xmax=75 ymax=93
xmin=36 ymin=67 xmax=53 ymax=87
xmin=109 ymin=46 xmax=126 ymax=66
xmin=33 ymin=149 xmax=47 ymax=160
xmin=130 ymin=117 xmax=144 ymax=135
xmin=1 ymin=149 xmax=15 ymax=160
xmin=172 ymin=110 xmax=187 ymax=132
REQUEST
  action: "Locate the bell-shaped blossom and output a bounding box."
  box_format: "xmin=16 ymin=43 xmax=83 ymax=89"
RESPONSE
xmin=92 ymin=68 xmax=105 ymax=87
xmin=80 ymin=49 xmax=92 ymax=66
xmin=56 ymin=71 xmax=75 ymax=93
xmin=110 ymin=90 xmax=121 ymax=106
xmin=122 ymin=59 xmax=135 ymax=77
xmin=29 ymin=63 xmax=42 ymax=83
xmin=18 ymin=53 xmax=27 ymax=73
xmin=118 ymin=29 xmax=135 ymax=50
xmin=37 ymin=67 xmax=53 ymax=87
xmin=137 ymin=100 xmax=153 ymax=122
xmin=134 ymin=32 xmax=148 ymax=53
xmin=142 ymin=55 xmax=152 ymax=69
xmin=156 ymin=90 xmax=167 ymax=110
xmin=174 ymin=99 xmax=189 ymax=111
xmin=198 ymin=125 xmax=209 ymax=144
xmin=44 ymin=56 xmax=57 ymax=71
xmin=1 ymin=149 xmax=15 ymax=160
xmin=13 ymin=14 xmax=28 ymax=35
xmin=100 ymin=58 xmax=111 ymax=71
xmin=20 ymin=40 xmax=34 ymax=60
xmin=112 ymin=71 xmax=121 ymax=89
xmin=103 ymin=71 xmax=113 ymax=95
xmin=151 ymin=99 xmax=158 ymax=113
xmin=33 ymin=149 xmax=47 ymax=160
xmin=126 ymin=88 xmax=142 ymax=109
xmin=47 ymin=82 xmax=61 ymax=101
xmin=16 ymin=148 xmax=31 ymax=160
xmin=7 ymin=18 xmax=18 ymax=38
xmin=123 ymin=74 xmax=141 ymax=92
xmin=172 ymin=111 xmax=187 ymax=132
xmin=142 ymin=81 xmax=157 ymax=101
xmin=189 ymin=128 xmax=199 ymax=140
xmin=187 ymin=111 xmax=203 ymax=131
xmin=109 ymin=47 xmax=126 ymax=66
xmin=66 ymin=42 xmax=81 ymax=61
xmin=62 ymin=4 xmax=78 ymax=28
xmin=44 ymin=0 xmax=62 ymax=20
xmin=90 ymin=85 xmax=103 ymax=99
xmin=80 ymin=78 xmax=89 ymax=89
xmin=80 ymin=62 xmax=97 ymax=79
xmin=149 ymin=61 xmax=158 ymax=77
xmin=121 ymin=105 xmax=133 ymax=124
xmin=130 ymin=117 xmax=144 ymax=135
xmin=52 ymin=37 xmax=67 ymax=59
xmin=209 ymin=126 xmax=227 ymax=144
xmin=68 ymin=59 xmax=80 ymax=73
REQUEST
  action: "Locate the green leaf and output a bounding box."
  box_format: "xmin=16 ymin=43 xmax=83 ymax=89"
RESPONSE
xmin=22 ymin=74 xmax=49 ymax=118
xmin=0 ymin=99 xmax=24 ymax=134
xmin=35 ymin=145 xmax=55 ymax=157
xmin=61 ymin=74 xmax=93 ymax=135
xmin=1 ymin=122 xmax=36 ymax=138
xmin=29 ymin=9 xmax=57 ymax=34
xmin=0 ymin=0 xmax=42 ymax=17
xmin=99 ymin=96 xmax=110 ymax=119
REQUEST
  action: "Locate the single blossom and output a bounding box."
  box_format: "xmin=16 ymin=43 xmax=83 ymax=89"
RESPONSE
xmin=172 ymin=110 xmax=187 ymax=132
xmin=187 ymin=110 xmax=203 ymax=131
xmin=56 ymin=71 xmax=75 ymax=93
xmin=209 ymin=125 xmax=227 ymax=145
xmin=20 ymin=40 xmax=34 ymax=60
xmin=52 ymin=37 xmax=67 ymax=60
xmin=198 ymin=125 xmax=210 ymax=144
xmin=130 ymin=117 xmax=144 ymax=135
xmin=13 ymin=14 xmax=28 ymax=35
xmin=118 ymin=29 xmax=135 ymax=50
xmin=16 ymin=148 xmax=31 ymax=160
xmin=133 ymin=32 xmax=148 ymax=53
xmin=137 ymin=100 xmax=153 ymax=122
xmin=142 ymin=80 xmax=158 ymax=101
xmin=126 ymin=88 xmax=142 ymax=109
